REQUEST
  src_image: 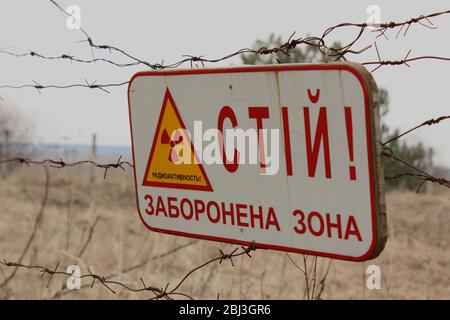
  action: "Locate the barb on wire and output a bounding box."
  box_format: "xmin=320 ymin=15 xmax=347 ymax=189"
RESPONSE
xmin=48 ymin=0 xmax=159 ymax=69
xmin=370 ymin=10 xmax=449 ymax=39
xmin=362 ymin=42 xmax=450 ymax=72
xmin=383 ymin=115 xmax=450 ymax=145
xmin=0 ymin=156 xmax=133 ymax=179
xmin=0 ymin=80 xmax=129 ymax=93
xmin=44 ymin=4 xmax=450 ymax=68
xmin=385 ymin=172 xmax=450 ymax=193
xmin=0 ymin=8 xmax=448 ymax=91
xmin=157 ymin=242 xmax=257 ymax=300
xmin=320 ymin=10 xmax=449 ymax=42
xmin=0 ymin=243 xmax=257 ymax=300
xmin=2 ymin=52 xmax=449 ymax=91
xmin=2 ymin=5 xmax=448 ymax=71
xmin=382 ymin=147 xmax=450 ymax=191
xmin=0 ymin=48 xmax=142 ymax=67
xmin=52 ymin=240 xmax=199 ymax=299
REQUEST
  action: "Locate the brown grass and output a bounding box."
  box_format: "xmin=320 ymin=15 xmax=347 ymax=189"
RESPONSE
xmin=0 ymin=165 xmax=449 ymax=299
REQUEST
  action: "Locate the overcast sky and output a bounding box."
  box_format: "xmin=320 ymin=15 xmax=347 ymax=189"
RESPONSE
xmin=0 ymin=0 xmax=449 ymax=166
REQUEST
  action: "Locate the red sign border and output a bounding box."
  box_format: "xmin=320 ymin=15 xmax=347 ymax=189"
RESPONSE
xmin=127 ymin=63 xmax=384 ymax=262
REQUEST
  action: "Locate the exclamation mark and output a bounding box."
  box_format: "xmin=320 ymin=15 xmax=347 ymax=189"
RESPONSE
xmin=281 ymin=107 xmax=293 ymax=176
xmin=344 ymin=106 xmax=356 ymax=181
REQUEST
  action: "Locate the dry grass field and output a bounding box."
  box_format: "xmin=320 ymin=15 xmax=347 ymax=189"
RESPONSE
xmin=0 ymin=164 xmax=449 ymax=300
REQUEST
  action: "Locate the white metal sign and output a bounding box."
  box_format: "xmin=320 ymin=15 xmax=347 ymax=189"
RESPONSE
xmin=128 ymin=63 xmax=387 ymax=261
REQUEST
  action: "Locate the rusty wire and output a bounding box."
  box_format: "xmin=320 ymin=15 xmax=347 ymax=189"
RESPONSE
xmin=27 ymin=5 xmax=450 ymax=68
xmin=378 ymin=114 xmax=450 ymax=191
xmin=382 ymin=148 xmax=450 ymax=192
xmin=0 ymin=164 xmax=256 ymax=299
xmin=53 ymin=240 xmax=199 ymax=299
xmin=0 ymin=1 xmax=449 ymax=300
xmin=0 ymin=156 xmax=133 ymax=179
xmin=0 ymin=5 xmax=448 ymax=78
xmin=2 ymin=150 xmax=449 ymax=190
xmin=0 ymin=80 xmax=129 ymax=93
xmin=0 ymin=49 xmax=142 ymax=68
xmin=0 ymin=243 xmax=257 ymax=300
xmin=382 ymin=115 xmax=450 ymax=146
xmin=0 ymin=7 xmax=448 ymax=92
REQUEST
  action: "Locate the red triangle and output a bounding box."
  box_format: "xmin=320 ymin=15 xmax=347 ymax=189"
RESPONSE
xmin=142 ymin=88 xmax=213 ymax=192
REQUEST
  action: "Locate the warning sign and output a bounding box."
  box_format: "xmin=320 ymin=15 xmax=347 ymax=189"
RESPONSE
xmin=142 ymin=89 xmax=213 ymax=192
xmin=128 ymin=63 xmax=387 ymax=262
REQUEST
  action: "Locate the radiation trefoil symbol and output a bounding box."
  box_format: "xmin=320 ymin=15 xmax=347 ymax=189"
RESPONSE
xmin=160 ymin=128 xmax=184 ymax=164
xmin=142 ymin=88 xmax=213 ymax=192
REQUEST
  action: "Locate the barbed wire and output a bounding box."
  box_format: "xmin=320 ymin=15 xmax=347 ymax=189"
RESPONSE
xmin=51 ymin=240 xmax=199 ymax=299
xmin=360 ymin=41 xmax=450 ymax=72
xmin=0 ymin=6 xmax=447 ymax=94
xmin=382 ymin=115 xmax=450 ymax=146
xmin=384 ymin=172 xmax=450 ymax=192
xmin=0 ymin=162 xmax=257 ymax=300
xmin=0 ymin=1 xmax=449 ymax=301
xmin=367 ymin=10 xmax=449 ymax=39
xmin=1 ymin=50 xmax=449 ymax=93
xmin=0 ymin=80 xmax=129 ymax=93
xmin=0 ymin=156 xmax=133 ymax=179
xmin=1 ymin=113 xmax=449 ymax=186
xmin=378 ymin=114 xmax=450 ymax=191
xmin=47 ymin=0 xmax=161 ymax=70
xmin=1 ymin=149 xmax=448 ymax=191
xmin=0 ymin=49 xmax=142 ymax=68
xmin=321 ymin=10 xmax=450 ymax=40
xmin=362 ymin=53 xmax=450 ymax=72
xmin=382 ymin=147 xmax=450 ymax=191
xmin=0 ymin=6 xmax=448 ymax=72
xmin=31 ymin=5 xmax=450 ymax=68
xmin=0 ymin=243 xmax=257 ymax=300
xmin=0 ymin=6 xmax=447 ymax=92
